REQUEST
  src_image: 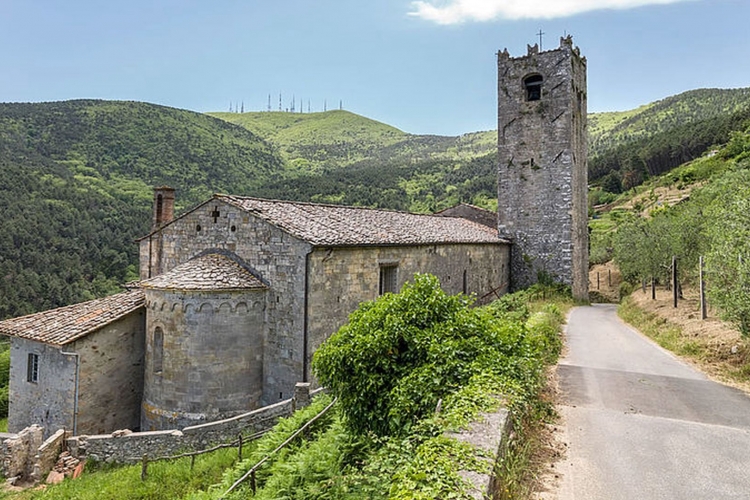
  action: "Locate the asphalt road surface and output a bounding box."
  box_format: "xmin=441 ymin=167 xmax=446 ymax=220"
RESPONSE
xmin=552 ymin=304 xmax=750 ymax=500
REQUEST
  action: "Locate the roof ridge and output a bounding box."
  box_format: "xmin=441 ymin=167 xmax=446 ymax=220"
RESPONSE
xmin=215 ymin=193 xmax=442 ymax=217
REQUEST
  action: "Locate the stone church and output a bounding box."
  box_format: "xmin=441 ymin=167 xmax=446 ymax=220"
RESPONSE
xmin=0 ymin=36 xmax=587 ymax=437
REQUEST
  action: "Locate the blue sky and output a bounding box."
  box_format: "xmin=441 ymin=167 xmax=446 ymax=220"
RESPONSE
xmin=1 ymin=0 xmax=748 ymax=135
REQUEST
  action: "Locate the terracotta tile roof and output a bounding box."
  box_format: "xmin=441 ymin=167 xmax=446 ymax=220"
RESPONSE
xmin=0 ymin=290 xmax=144 ymax=346
xmin=217 ymin=195 xmax=507 ymax=246
xmin=140 ymin=252 xmax=267 ymax=291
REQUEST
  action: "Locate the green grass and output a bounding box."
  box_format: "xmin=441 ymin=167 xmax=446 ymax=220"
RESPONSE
xmin=618 ymin=297 xmax=691 ymax=355
xmin=619 ymin=296 xmax=750 ymax=387
xmin=3 ymin=447 xmax=244 ymax=500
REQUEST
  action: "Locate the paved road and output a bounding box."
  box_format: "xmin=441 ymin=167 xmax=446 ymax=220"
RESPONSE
xmin=553 ymin=304 xmax=750 ymax=500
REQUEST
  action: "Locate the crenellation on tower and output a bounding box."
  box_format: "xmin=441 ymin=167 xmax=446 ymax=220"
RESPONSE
xmin=497 ymin=36 xmax=589 ymax=300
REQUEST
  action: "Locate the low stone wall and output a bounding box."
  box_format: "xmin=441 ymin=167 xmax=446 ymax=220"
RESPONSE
xmin=446 ymin=406 xmax=513 ymax=499
xmin=31 ymin=429 xmax=66 ymax=483
xmin=67 ymin=384 xmax=322 ymax=464
xmin=1 ymin=424 xmax=44 ymax=481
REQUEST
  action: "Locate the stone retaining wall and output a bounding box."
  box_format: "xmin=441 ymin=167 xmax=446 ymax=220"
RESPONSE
xmin=447 ymin=405 xmax=514 ymax=499
xmin=67 ymin=384 xmax=321 ymax=464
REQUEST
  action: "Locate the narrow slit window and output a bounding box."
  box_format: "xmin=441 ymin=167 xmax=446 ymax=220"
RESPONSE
xmin=27 ymin=353 xmax=39 ymax=383
xmin=155 ymin=194 xmax=164 ymax=224
xmin=379 ymin=265 xmax=398 ymax=295
xmin=153 ymin=327 xmax=164 ymax=373
xmin=463 ymin=270 xmax=468 ymax=295
xmin=524 ymin=75 xmax=543 ymax=101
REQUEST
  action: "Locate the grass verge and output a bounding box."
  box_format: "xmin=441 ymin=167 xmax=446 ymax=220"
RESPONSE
xmin=618 ymin=296 xmax=750 ymax=388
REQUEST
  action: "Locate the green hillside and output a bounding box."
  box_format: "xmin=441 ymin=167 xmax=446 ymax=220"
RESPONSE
xmin=210 ymin=110 xmax=496 ymax=174
xmin=0 ymin=100 xmax=285 ymax=319
xmin=589 ymin=88 xmax=750 ymax=188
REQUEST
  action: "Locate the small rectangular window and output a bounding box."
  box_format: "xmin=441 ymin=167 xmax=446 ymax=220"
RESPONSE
xmin=27 ymin=353 xmax=39 ymax=383
xmin=379 ymin=265 xmax=398 ymax=295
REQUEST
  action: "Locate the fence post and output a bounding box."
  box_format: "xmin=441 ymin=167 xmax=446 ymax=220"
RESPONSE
xmin=190 ymin=454 xmax=196 ymax=471
xmin=700 ymin=256 xmax=707 ymax=320
xmin=238 ymin=433 xmax=243 ymax=461
xmin=672 ymin=256 xmax=678 ymax=308
xmin=651 ymin=277 xmax=656 ymax=300
xmin=597 ymin=272 xmax=600 ymax=290
xmin=251 ymin=469 xmax=257 ymax=494
xmin=608 ymin=269 xmax=612 ymax=288
xmin=141 ymin=454 xmax=149 ymax=481
xmin=294 ymin=382 xmax=312 ymax=410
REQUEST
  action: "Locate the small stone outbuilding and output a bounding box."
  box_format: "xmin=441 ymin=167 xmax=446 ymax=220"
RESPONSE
xmin=0 ymin=291 xmax=145 ymax=437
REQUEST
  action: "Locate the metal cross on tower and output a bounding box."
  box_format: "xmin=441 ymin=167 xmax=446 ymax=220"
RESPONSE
xmin=537 ymin=29 xmax=545 ymax=50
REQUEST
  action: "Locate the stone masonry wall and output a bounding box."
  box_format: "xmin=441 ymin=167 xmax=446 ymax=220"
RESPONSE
xmin=306 ymin=243 xmax=510 ymax=382
xmin=497 ymin=36 xmax=588 ymax=299
xmin=67 ymin=385 xmax=321 ymax=464
xmin=139 ymin=199 xmax=313 ymax=405
xmin=8 ymin=339 xmax=76 ymax=437
xmin=69 ymin=309 xmax=145 ymax=435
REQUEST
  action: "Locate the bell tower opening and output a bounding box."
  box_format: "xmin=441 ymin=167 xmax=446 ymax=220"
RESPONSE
xmin=523 ymin=74 xmax=543 ymax=101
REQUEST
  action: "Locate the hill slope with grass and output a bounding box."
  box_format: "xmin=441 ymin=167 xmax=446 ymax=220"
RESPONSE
xmin=210 ymin=110 xmax=497 ymax=174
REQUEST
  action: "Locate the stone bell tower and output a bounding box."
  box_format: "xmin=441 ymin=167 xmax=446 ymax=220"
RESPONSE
xmin=497 ymin=36 xmax=588 ymax=300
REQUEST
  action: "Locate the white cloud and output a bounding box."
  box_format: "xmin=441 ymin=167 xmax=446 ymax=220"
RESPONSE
xmin=408 ymin=0 xmax=692 ymax=24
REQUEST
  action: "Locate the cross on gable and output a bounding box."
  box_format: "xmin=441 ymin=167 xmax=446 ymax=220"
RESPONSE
xmin=211 ymin=207 xmax=220 ymax=223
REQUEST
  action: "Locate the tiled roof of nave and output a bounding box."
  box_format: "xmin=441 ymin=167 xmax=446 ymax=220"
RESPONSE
xmin=217 ymin=195 xmax=506 ymax=246
xmin=0 ymin=290 xmax=144 ymax=346
xmin=140 ymin=252 xmax=267 ymax=291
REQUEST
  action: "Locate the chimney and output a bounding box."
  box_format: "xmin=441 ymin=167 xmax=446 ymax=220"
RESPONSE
xmin=152 ymin=186 xmax=176 ymax=230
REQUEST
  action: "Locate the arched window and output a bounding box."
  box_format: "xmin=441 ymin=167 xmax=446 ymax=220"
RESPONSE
xmin=524 ymin=74 xmax=543 ymax=102
xmin=153 ymin=327 xmax=164 ymax=373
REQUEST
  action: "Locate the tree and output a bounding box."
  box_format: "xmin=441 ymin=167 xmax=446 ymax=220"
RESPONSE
xmin=705 ymin=171 xmax=750 ymax=336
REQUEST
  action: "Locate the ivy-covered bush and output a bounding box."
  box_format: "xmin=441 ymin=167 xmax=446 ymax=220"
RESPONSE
xmin=312 ymin=274 xmax=558 ymax=438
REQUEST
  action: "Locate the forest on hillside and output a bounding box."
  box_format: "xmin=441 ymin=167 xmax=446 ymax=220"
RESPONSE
xmin=589 ymin=88 xmax=750 ymax=191
xmin=0 ymin=100 xmax=285 ymax=319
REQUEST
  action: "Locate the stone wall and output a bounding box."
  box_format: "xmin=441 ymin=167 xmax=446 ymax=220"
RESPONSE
xmin=497 ymin=36 xmax=589 ymax=299
xmin=140 ymin=199 xmax=312 ymax=405
xmin=69 ymin=309 xmax=145 ymax=435
xmin=306 ymin=243 xmax=510 ymax=381
xmin=32 ymin=429 xmax=66 ymax=483
xmin=0 ymin=424 xmax=44 ymax=481
xmin=447 ymin=406 xmax=514 ymax=499
xmin=67 ymin=384 xmax=321 ymax=464
xmin=141 ymin=289 xmax=266 ymax=430
xmin=8 ymin=339 xmax=76 ymax=437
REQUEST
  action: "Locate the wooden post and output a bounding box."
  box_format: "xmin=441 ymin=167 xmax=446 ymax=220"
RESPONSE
xmin=672 ymin=256 xmax=678 ymax=308
xmin=238 ymin=433 xmax=243 ymax=461
xmin=608 ymin=269 xmax=612 ymax=288
xmin=597 ymin=272 xmax=600 ymax=290
xmin=190 ymin=454 xmax=196 ymax=470
xmin=700 ymin=256 xmax=707 ymax=320
xmin=651 ymin=277 xmax=656 ymax=300
xmin=141 ymin=454 xmax=149 ymax=481
xmin=251 ymin=469 xmax=257 ymax=494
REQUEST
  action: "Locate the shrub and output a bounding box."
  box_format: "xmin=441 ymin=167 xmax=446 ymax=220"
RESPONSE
xmin=312 ymin=274 xmax=531 ymax=438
